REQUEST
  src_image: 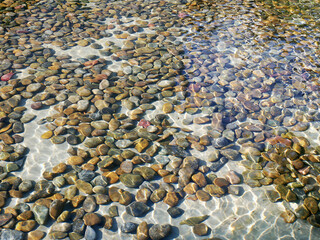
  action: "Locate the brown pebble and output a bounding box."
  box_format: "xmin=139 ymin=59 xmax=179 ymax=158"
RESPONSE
xmin=191 ymin=172 xmax=207 ymax=187
xmin=213 ymin=178 xmax=230 ymax=187
xmin=163 ymin=192 xmax=179 ymax=207
xmin=68 ymin=156 xmax=84 ymax=165
xmin=15 ymin=220 xmax=36 ymax=232
xmin=193 ymin=223 xmax=209 ymax=236
xmin=83 ymin=212 xmax=101 ymax=226
xmin=196 ymin=190 xmax=211 ymax=201
xmin=28 ymin=230 xmax=45 ymax=240
xmin=31 ymin=102 xmax=42 ymax=110
xmin=137 ymin=221 xmax=149 ymax=240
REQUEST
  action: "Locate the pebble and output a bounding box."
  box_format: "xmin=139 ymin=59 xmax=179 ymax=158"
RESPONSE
xmin=121 ymin=222 xmax=138 ymax=233
xmin=193 ymin=223 xmax=209 ymax=236
xmin=167 ymin=207 xmax=184 ymax=218
xmin=149 ymin=224 xmax=171 ymax=240
xmin=137 ymin=221 xmax=149 ymax=240
xmin=126 ymin=201 xmax=150 ymax=217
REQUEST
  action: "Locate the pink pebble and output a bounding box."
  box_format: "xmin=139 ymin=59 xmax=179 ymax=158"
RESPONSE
xmin=1 ymin=72 xmax=14 ymax=81
xmin=138 ymin=119 xmax=151 ymax=128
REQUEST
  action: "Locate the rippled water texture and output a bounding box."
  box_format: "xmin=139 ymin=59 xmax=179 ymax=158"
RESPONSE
xmin=1 ymin=0 xmax=320 ymax=239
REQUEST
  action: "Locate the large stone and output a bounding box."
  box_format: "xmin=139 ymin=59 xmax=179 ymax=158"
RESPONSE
xmin=0 ymin=229 xmax=24 ymax=240
xmin=126 ymin=202 xmax=150 ymax=217
xmin=33 ymin=205 xmax=49 ymax=225
xmin=120 ymin=174 xmax=144 ymax=188
xmin=149 ymin=224 xmax=171 ymax=240
xmin=133 ymin=167 xmax=157 ymax=180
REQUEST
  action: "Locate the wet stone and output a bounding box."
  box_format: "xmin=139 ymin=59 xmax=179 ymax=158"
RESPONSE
xmin=83 ymin=213 xmax=101 ymax=226
xmin=120 ymin=174 xmax=144 ymax=188
xmin=149 ymin=224 xmax=171 ymax=240
xmin=126 ymin=202 xmax=150 ymax=217
xmin=167 ymin=207 xmax=184 ymax=218
xmin=108 ymin=205 xmax=119 ymax=218
xmin=121 ymin=222 xmax=138 ymax=233
xmin=33 ymin=205 xmax=49 ymax=225
xmin=137 ymin=221 xmax=149 ymax=240
xmin=0 ymin=229 xmax=24 ymax=240
xmin=193 ymin=223 xmax=209 ymax=236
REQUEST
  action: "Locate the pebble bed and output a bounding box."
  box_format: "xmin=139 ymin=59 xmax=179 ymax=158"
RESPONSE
xmin=1 ymin=0 xmax=320 ymax=239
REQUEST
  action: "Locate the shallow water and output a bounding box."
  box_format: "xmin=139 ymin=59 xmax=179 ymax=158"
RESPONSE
xmin=1 ymin=0 xmax=320 ymax=239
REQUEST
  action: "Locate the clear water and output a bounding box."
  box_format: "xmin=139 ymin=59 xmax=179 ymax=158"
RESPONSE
xmin=1 ymin=0 xmax=320 ymax=239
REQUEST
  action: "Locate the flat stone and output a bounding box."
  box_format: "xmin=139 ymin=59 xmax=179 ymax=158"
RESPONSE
xmin=75 ymin=180 xmax=93 ymax=194
xmin=167 ymin=207 xmax=184 ymax=218
xmin=180 ymin=215 xmax=209 ymax=226
xmin=120 ymin=174 xmax=144 ymax=188
xmin=137 ymin=221 xmax=148 ymax=240
xmin=27 ymin=230 xmax=45 ymax=240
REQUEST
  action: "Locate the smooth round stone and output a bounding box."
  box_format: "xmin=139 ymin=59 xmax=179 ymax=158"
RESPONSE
xmin=126 ymin=202 xmax=150 ymax=217
xmin=50 ymin=136 xmax=65 ymax=144
xmin=67 ymin=135 xmax=81 ymax=145
xmin=167 ymin=207 xmax=184 ymax=218
xmin=193 ymin=223 xmax=209 ymax=236
xmin=20 ymin=113 xmax=36 ymax=123
xmin=157 ymin=80 xmax=175 ymax=88
xmin=0 ymin=213 xmax=13 ymax=226
xmin=72 ymin=219 xmax=85 ymax=234
xmin=115 ymin=139 xmax=133 ymax=148
xmin=84 ymin=137 xmax=104 ymax=148
xmin=120 ymin=174 xmax=144 ymax=188
xmin=75 ymin=180 xmax=93 ymax=195
xmin=149 ymin=224 xmax=171 ymax=240
xmin=26 ymin=83 xmax=41 ymax=92
xmin=121 ymin=222 xmax=138 ymax=233
xmin=162 ymin=103 xmax=173 ymax=114
xmin=225 ymin=170 xmax=241 ymax=184
xmin=196 ymin=190 xmax=211 ymax=201
xmin=91 ymin=121 xmax=108 ymax=130
xmin=68 ymin=156 xmax=84 ymax=165
xmin=19 ymin=180 xmax=34 ymax=192
xmin=83 ymin=213 xmax=101 ymax=226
